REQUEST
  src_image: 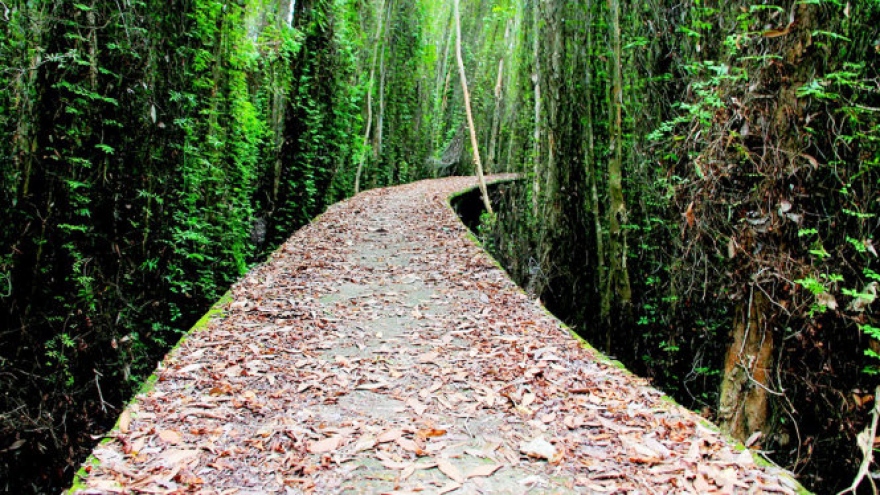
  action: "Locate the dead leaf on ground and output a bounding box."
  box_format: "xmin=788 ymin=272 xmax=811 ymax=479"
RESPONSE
xmin=519 ymin=437 xmax=562 ymax=463
xmin=308 ymin=436 xmax=342 ymax=454
xmin=467 ymin=463 xmax=502 ymax=479
xmin=377 ymin=429 xmax=404 ymax=443
xmin=158 ymin=429 xmax=182 ymax=444
xmin=118 ymin=410 xmax=131 ymax=434
xmin=437 ymin=458 xmax=465 ymax=483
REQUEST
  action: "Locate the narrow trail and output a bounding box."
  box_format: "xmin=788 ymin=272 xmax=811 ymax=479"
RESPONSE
xmin=73 ymin=176 xmax=801 ymax=494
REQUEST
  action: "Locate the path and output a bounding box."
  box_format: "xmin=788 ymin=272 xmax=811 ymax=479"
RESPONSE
xmin=71 ymin=176 xmax=802 ymax=494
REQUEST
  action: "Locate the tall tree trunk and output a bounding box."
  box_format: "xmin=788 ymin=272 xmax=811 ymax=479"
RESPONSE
xmin=486 ymin=49 xmax=505 ymax=171
xmin=454 ymin=0 xmax=492 ymax=214
xmin=605 ymin=0 xmax=632 ymax=351
xmin=584 ymin=0 xmax=609 ymax=333
xmin=375 ymin=0 xmax=391 ymax=160
xmin=355 ymin=0 xmax=386 ymax=195
xmin=530 ymin=1 xmax=541 ymax=213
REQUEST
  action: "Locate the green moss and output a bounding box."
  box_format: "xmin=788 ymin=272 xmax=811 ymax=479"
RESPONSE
xmin=66 ymin=455 xmax=104 ymax=494
xmin=192 ymin=290 xmax=233 ymax=332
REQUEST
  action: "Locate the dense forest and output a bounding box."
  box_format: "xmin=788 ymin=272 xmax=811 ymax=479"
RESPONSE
xmin=1 ymin=0 xmax=878 ymax=492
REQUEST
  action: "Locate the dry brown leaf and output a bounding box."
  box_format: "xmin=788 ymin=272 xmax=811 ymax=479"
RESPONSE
xmin=308 ymin=435 xmax=342 ymax=454
xmin=437 ymin=458 xmax=465 ymax=483
xmin=466 ymin=463 xmax=502 ymax=479
xmin=130 ymin=436 xmax=146 ymax=456
xmin=397 ymin=437 xmax=425 ymax=455
xmin=694 ymin=473 xmax=712 ymax=492
xmin=352 ymin=434 xmax=377 ymax=452
xmin=159 ymin=449 xmax=199 ymax=465
xmin=118 ymin=410 xmax=131 ymax=434
xmin=520 ymin=437 xmax=562 ymax=463
xmin=437 ymin=481 xmax=463 ymax=494
xmin=158 ymin=429 xmax=182 ymax=444
xmin=378 ymin=429 xmax=404 ymax=443
xmin=407 ymin=397 xmax=428 ymax=416
xmin=416 ymin=428 xmax=446 ymax=439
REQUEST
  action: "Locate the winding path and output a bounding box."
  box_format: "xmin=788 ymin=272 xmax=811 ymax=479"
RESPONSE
xmin=72 ymin=176 xmax=802 ymax=494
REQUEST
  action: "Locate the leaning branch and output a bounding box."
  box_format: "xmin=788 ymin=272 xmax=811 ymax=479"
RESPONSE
xmin=453 ymin=0 xmax=492 ymax=214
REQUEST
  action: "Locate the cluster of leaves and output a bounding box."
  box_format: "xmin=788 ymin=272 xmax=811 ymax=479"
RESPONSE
xmin=0 ymin=0 xmax=365 ymax=491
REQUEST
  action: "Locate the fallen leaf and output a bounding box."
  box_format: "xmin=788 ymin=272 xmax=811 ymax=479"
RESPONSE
xmin=693 ymin=473 xmax=711 ymax=492
xmin=407 ymin=397 xmax=428 ymax=416
xmin=159 ymin=449 xmax=199 ymax=465
xmin=352 ymin=434 xmax=377 ymax=452
xmin=308 ymin=436 xmax=342 ymax=454
xmin=158 ymin=429 xmax=183 ymax=444
xmin=438 ymin=481 xmax=463 ymax=494
xmin=377 ymin=429 xmax=404 ymax=443
xmin=118 ymin=410 xmax=131 ymax=433
xmin=416 ymin=428 xmax=447 ymax=439
xmin=519 ymin=437 xmax=561 ymax=462
xmin=397 ymin=437 xmax=426 ymax=455
xmin=437 ymin=458 xmax=465 ymax=483
xmin=467 ymin=463 xmax=502 ymax=478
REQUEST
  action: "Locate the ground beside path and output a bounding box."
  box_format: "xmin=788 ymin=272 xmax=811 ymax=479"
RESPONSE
xmin=72 ymin=176 xmax=802 ymax=494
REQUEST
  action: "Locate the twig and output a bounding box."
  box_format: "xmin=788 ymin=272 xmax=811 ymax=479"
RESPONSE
xmin=838 ymin=385 xmax=880 ymax=495
xmin=94 ymin=369 xmax=110 ymax=413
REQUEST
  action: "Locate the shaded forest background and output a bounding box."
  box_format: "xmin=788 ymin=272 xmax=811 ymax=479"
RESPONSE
xmin=1 ymin=0 xmax=879 ymax=493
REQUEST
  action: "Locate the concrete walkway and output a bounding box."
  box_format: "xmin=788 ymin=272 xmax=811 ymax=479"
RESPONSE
xmin=71 ymin=176 xmax=802 ymax=494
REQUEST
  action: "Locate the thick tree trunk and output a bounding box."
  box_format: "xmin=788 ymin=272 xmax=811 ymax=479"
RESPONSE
xmin=718 ymin=289 xmax=774 ymax=442
xmin=454 ymin=0 xmax=492 ymax=214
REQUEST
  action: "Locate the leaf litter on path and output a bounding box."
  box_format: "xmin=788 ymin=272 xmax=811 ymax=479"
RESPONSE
xmin=73 ymin=176 xmax=802 ymax=494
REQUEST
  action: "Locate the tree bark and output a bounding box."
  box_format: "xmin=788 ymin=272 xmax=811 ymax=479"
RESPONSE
xmin=486 ymin=51 xmax=504 ymax=171
xmin=355 ymin=0 xmax=386 ymax=195
xmin=718 ymin=289 xmax=774 ymax=442
xmin=605 ymin=0 xmax=632 ymax=350
xmin=375 ymin=0 xmax=391 ymax=160
xmin=584 ymin=0 xmax=609 ymax=333
xmin=530 ymin=1 xmax=541 ymax=213
xmin=454 ymin=0 xmax=492 ymax=214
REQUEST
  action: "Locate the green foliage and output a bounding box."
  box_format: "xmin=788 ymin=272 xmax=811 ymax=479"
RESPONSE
xmin=0 ymin=0 xmax=368 ymax=491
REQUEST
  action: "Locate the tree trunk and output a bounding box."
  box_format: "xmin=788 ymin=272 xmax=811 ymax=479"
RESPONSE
xmin=605 ymin=0 xmax=632 ymax=350
xmin=375 ymin=0 xmax=391 ymax=160
xmin=486 ymin=52 xmax=504 ymax=171
xmin=454 ymin=0 xmax=492 ymax=214
xmin=718 ymin=289 xmax=774 ymax=442
xmin=355 ymin=0 xmax=386 ymax=195
xmin=530 ymin=1 xmax=541 ymax=213
xmin=584 ymin=0 xmax=609 ymax=333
